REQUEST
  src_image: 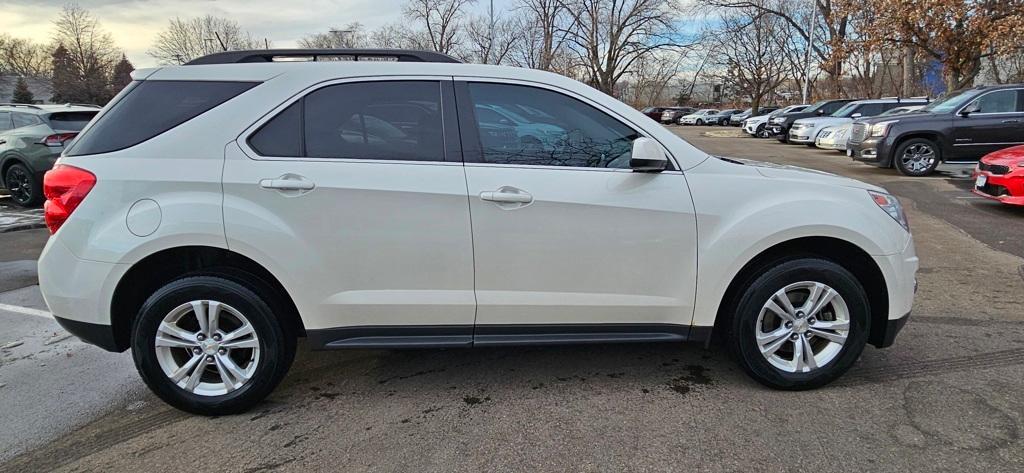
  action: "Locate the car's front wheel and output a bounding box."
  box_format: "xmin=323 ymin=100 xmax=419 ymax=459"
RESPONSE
xmin=756 ymin=125 xmax=769 ymax=138
xmin=894 ymin=138 xmax=941 ymax=176
xmin=131 ymin=276 xmax=295 ymax=415
xmin=729 ymin=258 xmax=869 ymax=390
xmin=696 ymin=119 xmax=705 ymax=126
xmin=5 ymin=163 xmax=43 ymax=207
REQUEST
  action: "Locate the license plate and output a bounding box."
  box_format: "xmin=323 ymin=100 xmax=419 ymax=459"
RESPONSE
xmin=976 ymin=174 xmax=987 ymax=187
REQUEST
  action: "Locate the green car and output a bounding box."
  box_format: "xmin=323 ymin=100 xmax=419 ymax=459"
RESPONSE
xmin=0 ymin=103 xmax=101 ymax=207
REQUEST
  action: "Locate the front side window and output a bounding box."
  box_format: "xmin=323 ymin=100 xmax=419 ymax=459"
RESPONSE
xmin=67 ymin=80 xmax=256 ymax=156
xmin=466 ymin=83 xmax=639 ymax=168
xmin=249 ymin=81 xmax=445 ymax=161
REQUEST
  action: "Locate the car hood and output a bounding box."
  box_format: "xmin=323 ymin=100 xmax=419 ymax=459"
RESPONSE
xmin=981 ymin=144 xmax=1024 ymax=166
xmin=722 ymin=157 xmax=885 ymax=192
xmin=681 ymin=114 xmax=701 ymax=119
xmin=746 ymin=115 xmax=770 ymax=124
xmin=794 ymin=117 xmax=851 ymax=127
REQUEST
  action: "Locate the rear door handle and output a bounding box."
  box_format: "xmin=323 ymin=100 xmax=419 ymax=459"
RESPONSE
xmin=1001 ymin=119 xmax=1019 ymax=124
xmin=259 ymin=175 xmax=315 ymax=191
xmin=480 ymin=189 xmax=533 ymax=204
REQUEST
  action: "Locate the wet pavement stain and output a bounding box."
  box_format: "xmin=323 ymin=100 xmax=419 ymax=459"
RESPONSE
xmin=463 ymin=396 xmax=491 ymax=405
xmin=667 ymin=365 xmax=714 ymax=396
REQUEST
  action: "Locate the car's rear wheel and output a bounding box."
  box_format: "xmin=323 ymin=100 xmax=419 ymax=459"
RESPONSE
xmin=5 ymin=163 xmax=42 ymax=207
xmin=729 ymin=258 xmax=869 ymax=390
xmin=131 ymin=276 xmax=295 ymax=415
xmin=894 ymin=138 xmax=940 ymax=176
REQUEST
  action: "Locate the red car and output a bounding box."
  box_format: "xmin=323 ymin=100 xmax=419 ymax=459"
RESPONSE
xmin=972 ymin=144 xmax=1024 ymax=206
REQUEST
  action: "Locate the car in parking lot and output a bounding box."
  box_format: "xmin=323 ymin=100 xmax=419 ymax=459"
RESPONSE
xmin=972 ymin=144 xmax=1024 ymax=205
xmin=743 ymin=105 xmax=808 ymax=138
xmin=848 ymin=84 xmax=1024 ymax=176
xmin=640 ymin=106 xmax=667 ymax=121
xmin=816 ymin=105 xmax=925 ymax=152
xmin=704 ymin=109 xmax=742 ymax=126
xmin=788 ymin=98 xmax=928 ymax=146
xmin=660 ymin=107 xmax=695 ymax=124
xmin=730 ymin=106 xmax=779 ymax=126
xmin=0 ymin=103 xmax=100 ymax=206
xmin=678 ymin=108 xmax=719 ymax=125
xmin=768 ymin=99 xmax=858 ymax=142
xmin=38 ymin=48 xmax=918 ymax=416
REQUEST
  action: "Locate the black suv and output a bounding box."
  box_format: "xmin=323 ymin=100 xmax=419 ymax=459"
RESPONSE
xmin=848 ymin=84 xmax=1024 ymax=176
xmin=767 ymin=99 xmax=858 ymax=142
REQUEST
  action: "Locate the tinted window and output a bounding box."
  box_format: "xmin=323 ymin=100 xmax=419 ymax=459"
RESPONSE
xmin=67 ymin=80 xmax=256 ymax=156
xmin=971 ymin=90 xmax=1020 ymax=113
xmin=303 ymin=81 xmax=443 ymax=161
xmin=46 ymin=111 xmax=97 ymax=132
xmin=11 ymin=113 xmax=42 ymax=128
xmin=467 ymin=83 xmax=639 ymax=168
xmin=249 ymin=102 xmax=302 ymax=157
xmin=854 ymin=103 xmax=886 ymax=117
xmin=0 ymin=112 xmax=11 ymax=132
xmin=821 ymin=101 xmax=848 ymax=114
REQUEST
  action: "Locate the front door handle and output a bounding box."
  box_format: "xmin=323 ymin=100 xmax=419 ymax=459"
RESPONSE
xmin=259 ymin=174 xmax=315 ymax=191
xmin=480 ymin=188 xmax=533 ymax=204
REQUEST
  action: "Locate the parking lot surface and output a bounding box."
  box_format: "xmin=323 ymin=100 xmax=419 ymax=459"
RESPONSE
xmin=1 ymin=126 xmax=1023 ymax=472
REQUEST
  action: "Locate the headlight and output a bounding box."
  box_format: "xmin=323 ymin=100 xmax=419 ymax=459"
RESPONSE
xmin=868 ymin=190 xmax=909 ymax=232
xmin=870 ymin=120 xmax=898 ymax=138
xmin=771 ymin=117 xmax=785 ymax=124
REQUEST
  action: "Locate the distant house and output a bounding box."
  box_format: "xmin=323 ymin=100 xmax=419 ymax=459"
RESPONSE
xmin=0 ymin=75 xmax=53 ymax=104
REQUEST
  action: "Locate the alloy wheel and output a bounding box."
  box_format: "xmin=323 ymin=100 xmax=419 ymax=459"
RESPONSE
xmin=900 ymin=143 xmax=936 ymax=174
xmin=6 ymin=167 xmax=33 ymax=205
xmin=154 ymin=300 xmax=261 ymax=396
xmin=755 ymin=281 xmax=850 ymax=373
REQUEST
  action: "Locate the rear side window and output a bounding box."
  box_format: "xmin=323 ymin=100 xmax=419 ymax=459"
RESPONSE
xmin=11 ymin=113 xmax=42 ymax=128
xmin=248 ymin=81 xmax=445 ymax=161
xmin=0 ymin=112 xmax=11 ymax=132
xmin=46 ymin=111 xmax=98 ymax=132
xmin=67 ymin=80 xmax=257 ymax=156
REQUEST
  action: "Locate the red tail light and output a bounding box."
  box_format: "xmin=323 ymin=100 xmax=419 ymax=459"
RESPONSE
xmin=43 ymin=165 xmax=96 ymax=234
xmin=41 ymin=133 xmax=78 ymax=147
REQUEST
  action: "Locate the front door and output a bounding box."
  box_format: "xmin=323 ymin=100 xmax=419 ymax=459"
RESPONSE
xmin=223 ymin=79 xmax=476 ymax=344
xmin=952 ymin=88 xmax=1024 ymax=160
xmin=455 ymin=81 xmax=698 ymax=343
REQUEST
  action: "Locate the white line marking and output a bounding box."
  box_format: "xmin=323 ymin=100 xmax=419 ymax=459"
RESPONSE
xmin=0 ymin=303 xmax=53 ymax=319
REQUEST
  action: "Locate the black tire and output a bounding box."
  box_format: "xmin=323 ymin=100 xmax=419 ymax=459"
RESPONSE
xmin=131 ymin=276 xmax=295 ymax=415
xmin=729 ymin=258 xmax=870 ymax=390
xmin=894 ymin=138 xmax=941 ymax=176
xmin=696 ymin=119 xmax=705 ymax=126
xmin=756 ymin=125 xmax=768 ymax=138
xmin=4 ymin=163 xmax=43 ymax=207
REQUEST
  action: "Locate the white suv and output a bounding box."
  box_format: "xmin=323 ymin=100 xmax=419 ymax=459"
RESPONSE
xmin=37 ymin=49 xmax=917 ymax=415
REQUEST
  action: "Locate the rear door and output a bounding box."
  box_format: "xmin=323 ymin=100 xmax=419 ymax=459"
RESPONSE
xmin=455 ymin=80 xmax=698 ymax=343
xmin=224 ymin=78 xmax=476 ymax=344
xmin=951 ymin=88 xmax=1024 ymax=160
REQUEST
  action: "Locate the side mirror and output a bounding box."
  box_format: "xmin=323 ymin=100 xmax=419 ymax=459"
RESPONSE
xmin=630 ymin=137 xmax=668 ymax=173
xmin=851 ymin=113 xmax=862 ymax=118
xmin=816 ymin=109 xmax=825 ymax=115
xmin=960 ymin=102 xmax=980 ymax=117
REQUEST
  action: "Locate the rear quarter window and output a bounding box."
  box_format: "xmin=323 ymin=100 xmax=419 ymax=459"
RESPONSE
xmin=66 ymin=80 xmax=257 ymax=156
xmin=46 ymin=111 xmax=98 ymax=132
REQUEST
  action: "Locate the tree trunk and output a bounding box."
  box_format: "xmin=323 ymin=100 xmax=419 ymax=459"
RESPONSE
xmin=902 ymin=45 xmax=914 ymax=96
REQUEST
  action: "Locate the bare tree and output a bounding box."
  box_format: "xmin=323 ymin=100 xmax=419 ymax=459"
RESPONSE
xmin=149 ymin=15 xmax=263 ymax=65
xmin=617 ymin=51 xmax=684 ymax=107
xmin=556 ymin=0 xmax=688 ymax=95
xmin=706 ymin=3 xmax=789 ymax=111
xmin=464 ymin=14 xmax=519 ymax=64
xmin=0 ymin=34 xmax=51 ymax=77
xmin=51 ymin=4 xmax=121 ymax=104
xmin=512 ymin=0 xmax=569 ymax=70
xmin=403 ymin=0 xmax=477 ymax=55
xmin=299 ymin=23 xmax=369 ymax=48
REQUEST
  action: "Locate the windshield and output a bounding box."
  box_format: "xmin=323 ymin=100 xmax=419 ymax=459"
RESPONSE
xmin=830 ymin=103 xmax=859 ymax=117
xmin=803 ymin=100 xmax=829 ymax=113
xmin=920 ymin=89 xmax=975 ymax=113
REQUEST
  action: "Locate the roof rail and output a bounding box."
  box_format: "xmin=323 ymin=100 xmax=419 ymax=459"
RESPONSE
xmin=185 ymin=49 xmax=462 ymax=66
xmin=0 ymin=103 xmax=42 ymax=109
xmin=61 ymin=103 xmax=102 ymax=108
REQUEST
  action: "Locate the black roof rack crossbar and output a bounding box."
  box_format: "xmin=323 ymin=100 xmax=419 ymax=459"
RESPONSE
xmin=185 ymin=49 xmax=461 ymax=65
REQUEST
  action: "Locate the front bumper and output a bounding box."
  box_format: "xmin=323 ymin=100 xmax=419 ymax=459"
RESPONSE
xmin=869 ymin=236 xmax=918 ymax=348
xmin=815 ymin=135 xmax=847 ymax=150
xmin=788 ymin=128 xmax=817 ymax=143
xmin=971 ymin=168 xmax=1024 ymax=205
xmin=767 ymin=124 xmax=787 ymax=138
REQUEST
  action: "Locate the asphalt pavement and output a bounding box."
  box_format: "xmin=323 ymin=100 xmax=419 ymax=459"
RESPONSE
xmin=1 ymin=128 xmax=1022 ymax=472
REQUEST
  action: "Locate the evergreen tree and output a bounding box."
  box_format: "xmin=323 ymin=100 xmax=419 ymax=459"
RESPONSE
xmin=50 ymin=44 xmax=75 ymax=103
xmin=111 ymin=54 xmax=134 ymax=91
xmin=12 ymin=77 xmax=34 ymax=104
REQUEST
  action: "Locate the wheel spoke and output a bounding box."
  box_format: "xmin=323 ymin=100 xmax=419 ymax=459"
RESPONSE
xmin=757 ymin=326 xmax=792 ymax=357
xmin=806 ymin=286 xmax=837 ymax=319
xmin=215 ymin=354 xmax=250 ymax=392
xmin=808 ymin=327 xmax=847 ymax=344
xmin=169 ymin=354 xmax=203 ymax=382
xmin=157 ymin=321 xmax=197 ymax=346
xmin=184 ymin=356 xmax=210 ymax=392
xmin=192 ymin=301 xmax=208 ymax=335
xmin=798 ymin=335 xmax=817 ymax=370
xmin=207 ymin=301 xmax=222 ymax=335
xmin=813 ymin=319 xmax=849 ymax=331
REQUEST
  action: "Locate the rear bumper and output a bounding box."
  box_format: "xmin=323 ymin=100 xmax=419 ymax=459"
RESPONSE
xmin=38 ymin=236 xmax=125 ymax=335
xmin=53 ymin=315 xmax=121 ymax=352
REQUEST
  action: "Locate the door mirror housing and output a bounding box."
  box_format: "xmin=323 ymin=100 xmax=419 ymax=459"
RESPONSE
xmin=851 ymin=113 xmax=862 ymax=118
xmin=959 ymin=102 xmax=981 ymax=117
xmin=629 ymin=137 xmax=668 ymax=173
xmin=816 ymin=109 xmax=826 ymax=115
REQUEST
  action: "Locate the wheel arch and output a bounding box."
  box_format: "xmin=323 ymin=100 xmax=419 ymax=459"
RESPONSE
xmin=710 ymin=236 xmax=891 ymax=349
xmin=889 ymin=131 xmax=945 ymax=166
xmin=108 ymin=246 xmax=305 ymax=352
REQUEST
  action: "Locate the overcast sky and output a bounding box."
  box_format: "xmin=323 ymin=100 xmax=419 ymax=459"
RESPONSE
xmin=0 ymin=0 xmax=517 ymax=68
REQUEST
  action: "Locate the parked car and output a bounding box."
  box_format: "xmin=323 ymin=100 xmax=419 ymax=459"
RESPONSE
xmin=39 ymin=49 xmax=917 ymax=415
xmin=744 ymin=105 xmax=808 ymax=138
xmin=971 ymin=144 xmax=1024 ymax=205
xmin=768 ymin=99 xmax=859 ymax=142
xmin=0 ymin=103 xmax=100 ymax=206
xmin=640 ymin=106 xmax=667 ymax=121
xmin=678 ymin=109 xmax=719 ymax=125
xmin=660 ymin=107 xmax=696 ymax=124
xmin=849 ymin=84 xmax=1024 ymax=176
xmin=730 ymin=106 xmax=780 ymax=126
xmin=705 ymin=109 xmax=742 ymax=126
xmin=816 ymin=105 xmax=926 ymax=152
xmin=788 ymin=98 xmax=929 ymax=146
